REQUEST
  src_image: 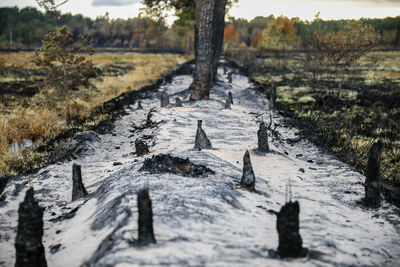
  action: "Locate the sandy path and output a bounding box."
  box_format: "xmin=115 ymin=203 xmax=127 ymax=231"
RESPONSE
xmin=0 ymin=64 xmax=399 ymax=266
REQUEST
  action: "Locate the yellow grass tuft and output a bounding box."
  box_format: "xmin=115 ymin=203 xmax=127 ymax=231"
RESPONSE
xmin=0 ymin=52 xmax=189 ymax=177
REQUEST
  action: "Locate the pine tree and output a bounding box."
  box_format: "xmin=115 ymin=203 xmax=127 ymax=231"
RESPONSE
xmin=34 ymin=26 xmax=100 ymax=125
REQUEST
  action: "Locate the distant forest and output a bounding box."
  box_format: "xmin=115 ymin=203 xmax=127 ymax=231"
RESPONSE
xmin=1 ymin=6 xmax=399 ymax=51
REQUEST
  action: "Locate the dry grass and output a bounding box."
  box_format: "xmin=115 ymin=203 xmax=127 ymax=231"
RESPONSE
xmin=87 ymin=53 xmax=187 ymax=117
xmin=0 ymin=107 xmax=64 ymax=175
xmin=360 ymin=51 xmax=400 ymax=82
xmin=248 ymin=50 xmax=400 ymax=186
xmin=0 ymin=52 xmax=37 ymax=69
xmin=0 ymin=52 xmax=189 ymax=177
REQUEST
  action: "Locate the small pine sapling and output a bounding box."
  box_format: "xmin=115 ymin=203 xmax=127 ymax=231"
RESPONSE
xmin=34 ymin=26 xmax=101 ymax=125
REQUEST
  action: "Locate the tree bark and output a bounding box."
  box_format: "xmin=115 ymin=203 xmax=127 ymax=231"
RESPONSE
xmin=65 ymin=94 xmax=71 ymax=126
xmin=212 ymin=0 xmax=227 ymax=81
xmin=62 ymin=63 xmax=71 ymax=125
xmin=190 ymin=0 xmax=227 ymax=100
xmin=190 ymin=0 xmax=215 ymax=100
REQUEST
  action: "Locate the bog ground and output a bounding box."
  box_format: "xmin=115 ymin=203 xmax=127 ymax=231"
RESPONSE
xmin=0 ymin=63 xmax=399 ymax=266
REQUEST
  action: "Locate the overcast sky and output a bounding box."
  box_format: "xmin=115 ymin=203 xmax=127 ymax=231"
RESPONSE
xmin=1 ymin=0 xmax=399 ymax=22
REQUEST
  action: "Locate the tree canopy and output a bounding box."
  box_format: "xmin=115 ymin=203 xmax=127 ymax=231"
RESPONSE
xmin=258 ymin=17 xmax=300 ymax=51
xmin=34 ymin=26 xmax=100 ymax=124
xmin=1 ymin=6 xmax=399 ymax=50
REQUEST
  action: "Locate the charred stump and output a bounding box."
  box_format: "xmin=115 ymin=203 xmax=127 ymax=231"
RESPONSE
xmin=363 ymin=141 xmax=383 ymax=208
xmin=257 ymin=122 xmax=269 ymax=152
xmin=277 ymin=201 xmax=307 ymax=258
xmin=15 ymin=188 xmax=47 ymax=267
xmin=160 ymin=92 xmax=170 ymax=107
xmin=270 ymin=84 xmax=276 ymax=108
xmin=228 ymin=71 xmax=233 ymax=83
xmin=137 ymin=100 xmax=143 ymax=110
xmin=224 ymin=97 xmax=231 ymax=109
xmin=137 ymin=189 xmax=156 ymax=245
xmin=71 ymin=164 xmax=88 ymax=201
xmin=194 ymin=120 xmax=212 ymax=150
xmin=146 ymin=108 xmax=155 ymax=126
xmin=240 ymin=150 xmax=256 ymax=191
xmin=135 ymin=139 xmax=149 ymax=157
xmin=175 ymin=97 xmax=183 ymax=107
xmin=228 ymin=91 xmax=233 ymax=104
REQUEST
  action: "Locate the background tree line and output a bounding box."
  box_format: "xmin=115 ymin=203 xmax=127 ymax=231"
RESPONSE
xmin=1 ymin=6 xmax=399 ymax=51
xmin=0 ymin=6 xmax=193 ymax=52
xmin=225 ymin=14 xmax=400 ymax=50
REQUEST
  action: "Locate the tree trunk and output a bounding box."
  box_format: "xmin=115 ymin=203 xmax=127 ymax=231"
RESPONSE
xmin=65 ymin=94 xmax=71 ymax=125
xmin=185 ymin=33 xmax=191 ymax=54
xmin=190 ymin=0 xmax=227 ymax=101
xmin=212 ymin=0 xmax=227 ymax=81
xmin=62 ymin=64 xmax=71 ymax=125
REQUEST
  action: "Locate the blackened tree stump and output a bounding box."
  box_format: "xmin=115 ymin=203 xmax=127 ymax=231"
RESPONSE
xmin=137 ymin=100 xmax=143 ymax=109
xmin=257 ymin=122 xmax=269 ymax=152
xmin=194 ymin=120 xmax=212 ymax=150
xmin=71 ymin=164 xmax=88 ymax=201
xmin=224 ymin=98 xmax=231 ymax=109
xmin=363 ymin=141 xmax=383 ymax=208
xmin=137 ymin=189 xmax=156 ymax=245
xmin=175 ymin=97 xmax=183 ymax=107
xmin=228 ymin=91 xmax=233 ymax=104
xmin=15 ymin=188 xmax=47 ymax=267
xmin=240 ymin=150 xmax=256 ymax=191
xmin=135 ymin=139 xmax=149 ymax=157
xmin=228 ymin=71 xmax=233 ymax=83
xmin=146 ymin=109 xmax=154 ymax=126
xmin=277 ymin=201 xmax=307 ymax=258
xmin=160 ymin=92 xmax=170 ymax=107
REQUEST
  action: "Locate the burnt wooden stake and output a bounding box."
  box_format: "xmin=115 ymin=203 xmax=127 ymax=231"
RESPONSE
xmin=175 ymin=97 xmax=183 ymax=107
xmin=228 ymin=91 xmax=233 ymax=104
xmin=257 ymin=122 xmax=269 ymax=152
xmin=270 ymin=84 xmax=276 ymax=108
xmin=72 ymin=164 xmax=88 ymax=201
xmin=240 ymin=150 xmax=256 ymax=191
xmin=194 ymin=120 xmax=212 ymax=150
xmin=160 ymin=91 xmax=170 ymax=107
xmin=135 ymin=138 xmax=149 ymax=157
xmin=228 ymin=71 xmax=233 ymax=83
xmin=146 ymin=109 xmax=153 ymax=126
xmin=137 ymin=100 xmax=143 ymax=110
xmin=277 ymin=201 xmax=307 ymax=258
xmin=363 ymin=141 xmax=383 ymax=208
xmin=224 ymin=97 xmax=231 ymax=109
xmin=15 ymin=188 xmax=47 ymax=267
xmin=137 ymin=188 xmax=156 ymax=245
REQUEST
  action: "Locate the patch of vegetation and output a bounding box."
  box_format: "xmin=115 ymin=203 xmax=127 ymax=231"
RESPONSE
xmin=247 ymin=50 xmax=400 ymax=187
xmin=226 ymin=18 xmax=399 ymax=187
xmin=226 ymin=16 xmax=400 ymax=187
xmin=0 ymin=51 xmax=189 ymax=178
xmin=34 ymin=25 xmax=101 ymax=125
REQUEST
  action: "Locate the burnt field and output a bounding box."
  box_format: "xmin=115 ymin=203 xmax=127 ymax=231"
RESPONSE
xmin=227 ymin=49 xmax=400 ymax=188
xmin=1 ymin=62 xmax=399 ymax=266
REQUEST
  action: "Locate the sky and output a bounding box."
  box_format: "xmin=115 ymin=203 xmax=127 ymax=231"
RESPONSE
xmin=1 ymin=0 xmax=399 ymax=22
